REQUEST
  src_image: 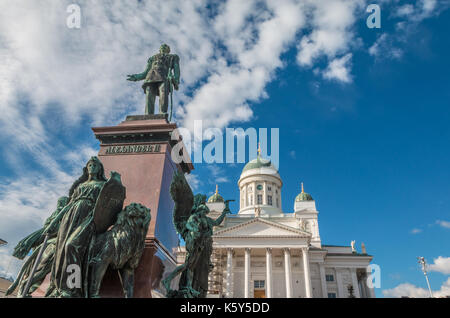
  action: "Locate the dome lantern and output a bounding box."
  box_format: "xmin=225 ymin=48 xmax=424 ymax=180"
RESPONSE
xmin=207 ymin=184 xmax=224 ymax=203
xmin=295 ymin=182 xmax=313 ymax=202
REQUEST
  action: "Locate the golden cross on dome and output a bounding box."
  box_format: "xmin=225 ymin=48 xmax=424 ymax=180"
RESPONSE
xmin=257 ymin=142 xmax=261 ymax=156
xmin=301 ymin=182 xmax=304 ymax=193
xmin=215 ymin=184 xmax=219 ymax=195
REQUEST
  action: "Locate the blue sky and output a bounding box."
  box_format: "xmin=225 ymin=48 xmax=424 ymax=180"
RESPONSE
xmin=0 ymin=0 xmax=449 ymax=297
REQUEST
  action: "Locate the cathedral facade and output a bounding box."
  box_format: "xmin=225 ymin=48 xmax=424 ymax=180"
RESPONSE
xmin=205 ymin=153 xmax=375 ymax=298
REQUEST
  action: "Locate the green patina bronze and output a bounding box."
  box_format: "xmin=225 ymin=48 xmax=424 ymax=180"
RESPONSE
xmin=127 ymin=44 xmax=180 ymax=119
xmin=45 ymin=156 xmax=109 ymax=297
xmin=9 ymin=157 xmax=151 ymax=298
xmin=163 ymin=172 xmax=231 ymax=298
xmin=88 ymin=202 xmax=151 ymax=298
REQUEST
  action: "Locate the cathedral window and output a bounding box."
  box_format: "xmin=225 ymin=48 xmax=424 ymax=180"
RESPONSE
xmin=327 ymin=292 xmax=337 ymax=298
xmin=268 ymin=186 xmax=272 ymax=191
xmin=254 ymin=280 xmax=265 ymax=289
xmin=257 ymin=194 xmax=262 ymax=204
xmin=326 ymin=274 xmax=334 ymax=282
xmin=267 ymin=195 xmax=272 ymax=206
xmin=276 ymin=197 xmax=279 ymax=208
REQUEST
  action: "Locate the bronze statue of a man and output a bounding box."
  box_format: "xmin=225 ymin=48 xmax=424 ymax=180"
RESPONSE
xmin=127 ymin=44 xmax=180 ymax=116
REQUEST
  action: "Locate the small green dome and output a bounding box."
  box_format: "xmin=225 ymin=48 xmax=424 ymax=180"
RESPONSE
xmin=207 ymin=185 xmax=224 ymax=203
xmin=295 ymin=183 xmax=313 ymax=201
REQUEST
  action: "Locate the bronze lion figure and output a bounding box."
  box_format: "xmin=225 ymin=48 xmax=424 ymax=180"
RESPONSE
xmin=88 ymin=202 xmax=151 ymax=298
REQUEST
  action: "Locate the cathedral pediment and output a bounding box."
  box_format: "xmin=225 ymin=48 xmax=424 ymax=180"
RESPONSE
xmin=213 ymin=218 xmax=311 ymax=238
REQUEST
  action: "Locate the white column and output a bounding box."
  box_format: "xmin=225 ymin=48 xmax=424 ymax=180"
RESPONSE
xmin=263 ymin=181 xmax=267 ymax=205
xmin=279 ymin=186 xmax=282 ymax=209
xmin=244 ymin=185 xmax=248 ymax=207
xmin=226 ymin=248 xmax=233 ymax=297
xmin=244 ymin=248 xmax=251 ymax=298
xmin=336 ymin=269 xmax=344 ymax=298
xmin=284 ymin=248 xmax=292 ymax=298
xmin=266 ymin=248 xmax=273 ymax=298
xmin=359 ymin=279 xmax=366 ymax=298
xmin=302 ymin=248 xmax=312 ymax=298
xmin=253 ymin=181 xmax=257 ymax=206
xmin=319 ymin=264 xmax=328 ymax=298
xmin=351 ymin=268 xmax=361 ymax=298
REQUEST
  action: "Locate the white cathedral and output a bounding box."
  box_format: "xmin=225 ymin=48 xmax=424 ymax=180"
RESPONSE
xmin=201 ymin=151 xmax=375 ymax=298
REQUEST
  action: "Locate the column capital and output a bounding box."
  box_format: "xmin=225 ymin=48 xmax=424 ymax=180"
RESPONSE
xmin=245 ymin=247 xmax=252 ymax=252
xmin=227 ymin=247 xmax=234 ymax=252
xmin=283 ymin=247 xmax=291 ymax=253
xmin=301 ymin=246 xmax=309 ymax=253
xmin=266 ymin=247 xmax=272 ymax=253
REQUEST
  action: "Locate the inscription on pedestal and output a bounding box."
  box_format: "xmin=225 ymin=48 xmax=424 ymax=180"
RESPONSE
xmin=105 ymin=144 xmax=161 ymax=155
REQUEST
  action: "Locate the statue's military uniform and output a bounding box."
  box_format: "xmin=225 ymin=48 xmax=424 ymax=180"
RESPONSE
xmin=127 ymin=44 xmax=180 ymax=116
xmin=141 ymin=53 xmax=180 ymax=115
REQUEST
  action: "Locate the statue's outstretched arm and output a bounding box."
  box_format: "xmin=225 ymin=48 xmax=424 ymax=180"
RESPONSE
xmin=211 ymin=200 xmax=232 ymax=226
xmin=13 ymin=196 xmax=69 ymax=259
xmin=211 ymin=211 xmax=228 ymax=227
xmin=12 ymin=229 xmax=43 ymax=259
xmin=127 ymin=57 xmax=152 ymax=81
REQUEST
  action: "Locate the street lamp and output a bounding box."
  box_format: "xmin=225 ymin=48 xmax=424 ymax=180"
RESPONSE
xmin=417 ymin=257 xmax=433 ymax=298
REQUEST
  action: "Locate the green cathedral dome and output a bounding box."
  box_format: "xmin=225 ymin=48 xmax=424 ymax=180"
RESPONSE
xmin=241 ymin=143 xmax=279 ymax=175
xmin=242 ymin=156 xmax=274 ymax=173
xmin=295 ymin=183 xmax=313 ymax=201
xmin=207 ymin=185 xmax=224 ymax=203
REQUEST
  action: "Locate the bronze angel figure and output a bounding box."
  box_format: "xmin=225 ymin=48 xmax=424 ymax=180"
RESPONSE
xmin=163 ymin=172 xmax=231 ymax=298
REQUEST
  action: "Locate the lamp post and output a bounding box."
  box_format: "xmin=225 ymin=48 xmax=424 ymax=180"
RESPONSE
xmin=417 ymin=257 xmax=433 ymax=298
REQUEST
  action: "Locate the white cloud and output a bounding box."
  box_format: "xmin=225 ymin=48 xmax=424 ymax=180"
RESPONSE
xmin=370 ymin=0 xmax=449 ymax=59
xmin=394 ymin=0 xmax=440 ymax=21
xmin=0 ymin=249 xmax=24 ymax=280
xmin=181 ymin=0 xmax=307 ymax=132
xmin=429 ymin=256 xmax=450 ymax=274
xmin=369 ymin=34 xmax=403 ymax=60
xmin=383 ymin=282 xmax=431 ymax=298
xmin=384 ymin=255 xmax=450 ymax=297
xmin=396 ymin=4 xmax=415 ymax=17
xmin=296 ymin=0 xmax=364 ymax=82
xmin=323 ymin=53 xmax=353 ymax=83
xmin=185 ymin=173 xmax=201 ymax=192
xmin=207 ymin=165 xmax=230 ymax=184
xmin=410 ymin=228 xmax=422 ymax=234
xmin=383 ymin=277 xmax=450 ymax=298
xmin=436 ymin=220 xmax=450 ymax=229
